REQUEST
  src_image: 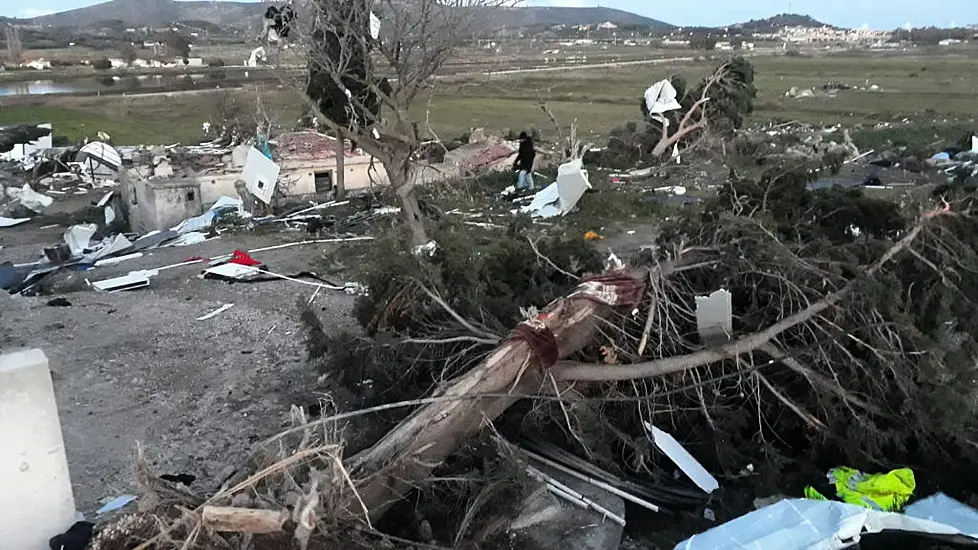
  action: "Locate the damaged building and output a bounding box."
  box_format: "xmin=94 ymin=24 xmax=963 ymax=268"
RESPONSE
xmin=124 ymin=132 xmax=390 ymax=232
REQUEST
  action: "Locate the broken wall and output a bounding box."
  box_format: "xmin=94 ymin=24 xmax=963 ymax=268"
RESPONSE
xmin=276 ymin=157 xmax=389 ymax=194
xmin=127 ymin=178 xmax=204 ymax=234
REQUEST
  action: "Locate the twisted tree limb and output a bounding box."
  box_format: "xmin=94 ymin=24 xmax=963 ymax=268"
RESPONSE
xmin=343 ymin=271 xmax=649 ymax=522
xmin=554 ymin=204 xmax=951 ymax=382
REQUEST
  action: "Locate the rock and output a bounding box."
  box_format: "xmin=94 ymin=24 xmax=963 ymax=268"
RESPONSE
xmin=509 ymin=465 xmax=624 ymax=550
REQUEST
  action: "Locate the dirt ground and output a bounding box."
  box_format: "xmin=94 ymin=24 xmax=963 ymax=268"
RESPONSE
xmin=0 ymin=214 xmax=363 ymax=515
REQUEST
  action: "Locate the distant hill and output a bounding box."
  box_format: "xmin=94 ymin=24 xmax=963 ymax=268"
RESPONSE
xmin=26 ymin=0 xmax=264 ymax=30
xmin=732 ymin=13 xmax=841 ymax=32
xmin=492 ymin=6 xmax=673 ymax=31
xmin=19 ymin=0 xmax=672 ymax=32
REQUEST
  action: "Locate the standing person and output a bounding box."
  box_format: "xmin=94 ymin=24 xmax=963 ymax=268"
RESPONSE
xmin=514 ymin=131 xmax=536 ymax=191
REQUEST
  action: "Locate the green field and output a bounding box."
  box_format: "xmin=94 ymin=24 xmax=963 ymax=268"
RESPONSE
xmin=1 ymin=52 xmax=975 ymax=147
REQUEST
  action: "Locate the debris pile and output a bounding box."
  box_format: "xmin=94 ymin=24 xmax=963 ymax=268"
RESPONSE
xmin=784 ymin=81 xmax=881 ymax=99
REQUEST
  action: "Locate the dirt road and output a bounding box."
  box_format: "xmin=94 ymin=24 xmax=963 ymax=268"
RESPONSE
xmin=0 ymin=221 xmax=361 ymax=514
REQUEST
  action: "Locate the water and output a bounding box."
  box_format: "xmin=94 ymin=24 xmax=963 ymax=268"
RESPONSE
xmin=0 ymin=80 xmax=88 ymax=96
xmin=0 ymin=73 xmax=235 ymax=97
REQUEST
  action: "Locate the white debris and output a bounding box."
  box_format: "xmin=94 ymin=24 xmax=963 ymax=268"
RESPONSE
xmin=15 ymin=184 xmax=54 ymax=213
xmin=676 ymin=495 xmax=978 ymax=550
xmin=644 ymin=79 xmax=682 ymax=116
xmin=92 ymin=270 xmax=157 ymax=292
xmin=0 ymin=217 xmax=30 ymax=228
xmin=413 ymin=240 xmax=438 ymax=258
xmin=655 ymin=185 xmax=687 ymax=195
xmin=644 ymin=422 xmax=719 ymax=493
xmin=694 ymin=289 xmax=732 ymax=346
xmin=197 ymin=303 xmax=234 ymax=321
xmin=243 ymin=147 xmax=280 ymax=204
xmin=521 ymin=159 xmax=591 ymax=218
xmin=64 ymin=224 xmax=98 ymax=256
xmin=369 ymin=12 xmax=381 ymax=40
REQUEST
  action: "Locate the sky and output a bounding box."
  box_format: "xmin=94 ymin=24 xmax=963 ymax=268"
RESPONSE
xmin=2 ymin=0 xmax=971 ymax=31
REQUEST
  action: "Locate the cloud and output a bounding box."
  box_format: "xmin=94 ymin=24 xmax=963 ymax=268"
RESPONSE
xmin=19 ymin=8 xmax=55 ymax=18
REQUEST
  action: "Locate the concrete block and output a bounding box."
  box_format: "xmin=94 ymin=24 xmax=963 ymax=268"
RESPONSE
xmin=0 ymin=349 xmax=76 ymax=550
xmin=129 ymin=178 xmax=203 ymax=234
xmin=695 ymin=289 xmax=732 ymax=346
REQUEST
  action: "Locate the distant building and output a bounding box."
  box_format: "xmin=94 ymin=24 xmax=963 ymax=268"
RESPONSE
xmin=21 ymin=59 xmax=52 ymax=70
xmin=597 ymin=21 xmax=618 ymax=30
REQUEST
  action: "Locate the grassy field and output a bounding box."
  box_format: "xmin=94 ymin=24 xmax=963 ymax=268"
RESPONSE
xmin=1 ymin=52 xmax=975 ymax=147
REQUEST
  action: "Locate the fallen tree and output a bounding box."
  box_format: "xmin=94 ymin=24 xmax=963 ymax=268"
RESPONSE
xmin=95 ymin=167 xmax=978 ymax=547
xmin=336 ymin=200 xmax=965 ymax=522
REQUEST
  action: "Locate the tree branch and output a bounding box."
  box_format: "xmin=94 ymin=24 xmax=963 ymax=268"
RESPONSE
xmin=554 ymin=205 xmax=951 ymax=382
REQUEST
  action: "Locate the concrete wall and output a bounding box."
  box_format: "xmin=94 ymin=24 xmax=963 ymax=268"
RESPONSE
xmin=127 ymin=178 xmax=204 ymax=234
xmin=0 ymin=349 xmax=76 ymax=550
xmin=195 ymin=173 xmax=242 ymax=206
xmin=278 ymin=156 xmax=389 ymax=194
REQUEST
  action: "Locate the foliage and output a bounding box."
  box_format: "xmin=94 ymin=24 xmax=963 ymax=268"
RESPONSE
xmin=600 ymin=57 xmax=757 ymax=168
xmin=688 ymin=35 xmax=717 ymax=51
xmin=163 ymin=31 xmax=191 ymax=59
xmin=120 ymin=43 xmax=138 ymax=65
xmin=302 ymin=217 xmax=602 ymax=410
xmin=593 ymin=164 xmax=978 ymax=484
xmin=91 ymin=58 xmax=113 ymax=70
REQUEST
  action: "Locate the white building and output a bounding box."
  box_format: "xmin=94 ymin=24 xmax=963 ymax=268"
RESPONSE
xmin=21 ymin=59 xmax=52 ymax=70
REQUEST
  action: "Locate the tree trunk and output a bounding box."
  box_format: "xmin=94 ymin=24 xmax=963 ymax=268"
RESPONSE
xmin=334 ymin=131 xmax=346 ymax=200
xmin=343 ymin=272 xmax=647 ymax=523
xmin=387 ymin=152 xmax=428 ymax=247
xmin=202 ymin=506 xmax=287 ymax=534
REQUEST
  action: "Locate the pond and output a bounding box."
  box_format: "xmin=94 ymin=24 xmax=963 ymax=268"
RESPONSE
xmin=0 ymin=73 xmax=240 ymax=97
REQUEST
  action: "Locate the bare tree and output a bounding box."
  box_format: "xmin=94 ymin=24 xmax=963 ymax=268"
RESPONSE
xmin=4 ymin=25 xmax=23 ymax=66
xmin=120 ymin=43 xmax=139 ymax=67
xmin=294 ymin=0 xmax=513 ymax=247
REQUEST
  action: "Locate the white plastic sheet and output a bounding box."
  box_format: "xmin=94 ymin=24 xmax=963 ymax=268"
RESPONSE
xmin=92 ymin=270 xmax=157 ymax=292
xmin=675 ymin=497 xmax=978 ymax=550
xmin=0 ymin=217 xmax=30 ymax=228
xmin=172 ymin=196 xmax=246 ymax=234
xmin=17 ymin=184 xmax=54 ymax=213
xmin=644 ymin=79 xmax=682 ymax=115
xmin=243 ymin=147 xmax=280 ymax=204
xmin=905 ymin=492 xmax=978 ymax=537
xmin=644 ymin=422 xmax=718 ymax=493
xmin=521 ymin=159 xmax=591 ymax=219
xmin=78 ymin=141 xmax=122 ymax=173
xmin=370 ymin=12 xmax=381 ymax=40
xmin=64 ymin=224 xmax=98 ymax=256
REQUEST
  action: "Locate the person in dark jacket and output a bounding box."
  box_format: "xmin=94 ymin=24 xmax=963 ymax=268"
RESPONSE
xmin=514 ymin=131 xmax=536 ymax=191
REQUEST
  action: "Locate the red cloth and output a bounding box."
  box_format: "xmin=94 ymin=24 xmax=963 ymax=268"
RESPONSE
xmin=229 ymin=250 xmax=261 ymax=266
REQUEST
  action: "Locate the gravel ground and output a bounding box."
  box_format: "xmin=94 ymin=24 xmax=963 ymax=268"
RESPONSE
xmin=0 ymin=215 xmax=364 ymax=515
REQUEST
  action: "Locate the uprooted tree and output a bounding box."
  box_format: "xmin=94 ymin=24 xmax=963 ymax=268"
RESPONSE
xmin=93 ymin=161 xmax=978 ymax=548
xmin=603 ymin=56 xmax=757 ymax=167
xmin=296 ymin=0 xmax=513 ymax=247
xmin=91 ymin=146 xmax=978 ymax=547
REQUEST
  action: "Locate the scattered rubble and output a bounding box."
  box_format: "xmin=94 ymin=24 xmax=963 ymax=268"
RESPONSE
xmin=784 ymin=81 xmax=882 ymax=99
